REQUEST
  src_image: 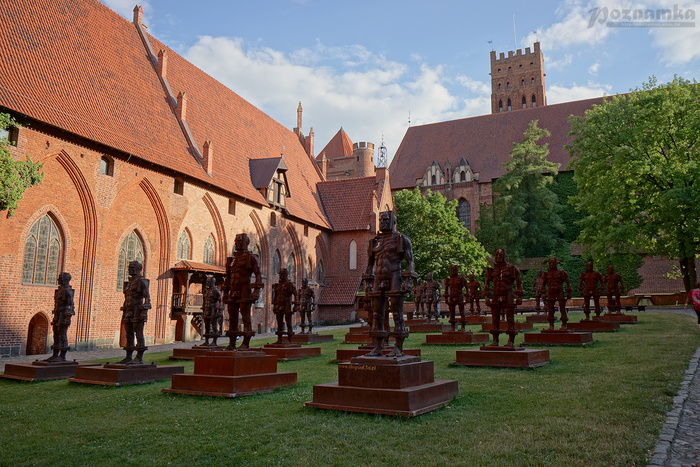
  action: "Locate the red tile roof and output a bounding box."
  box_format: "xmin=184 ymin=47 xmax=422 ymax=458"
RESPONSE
xmin=316 ymin=128 xmax=353 ymax=162
xmin=319 ymin=277 xmax=362 ymax=306
xmin=171 ymin=260 xmax=226 ymax=274
xmin=317 ymin=176 xmax=378 ymax=231
xmin=389 ymin=98 xmax=604 ymax=188
xmin=0 ymin=0 xmax=329 ymax=228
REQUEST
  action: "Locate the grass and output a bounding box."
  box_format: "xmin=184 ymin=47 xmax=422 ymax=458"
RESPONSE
xmin=1 ymin=311 xmax=699 ymax=466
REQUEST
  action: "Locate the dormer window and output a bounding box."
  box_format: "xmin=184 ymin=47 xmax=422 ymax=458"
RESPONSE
xmin=249 ymin=157 xmax=290 ymax=210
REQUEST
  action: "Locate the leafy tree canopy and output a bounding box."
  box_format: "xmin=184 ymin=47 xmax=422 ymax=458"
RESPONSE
xmin=568 ymin=76 xmax=700 ymax=292
xmin=394 ymin=188 xmax=488 ymax=281
xmin=476 ymin=119 xmax=565 ymax=261
xmin=0 ymin=113 xmax=43 ymax=216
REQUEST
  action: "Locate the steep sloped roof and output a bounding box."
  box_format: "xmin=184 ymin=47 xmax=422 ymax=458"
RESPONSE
xmin=0 ymin=0 xmax=329 ymax=228
xmin=389 ymin=97 xmax=604 ymax=189
xmin=318 ymin=277 xmax=361 ymax=306
xmin=317 ymin=176 xmax=378 ymax=231
xmin=316 ymin=128 xmax=353 ymax=162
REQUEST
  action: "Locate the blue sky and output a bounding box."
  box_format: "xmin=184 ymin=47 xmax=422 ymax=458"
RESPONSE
xmin=102 ymin=0 xmax=700 ymax=163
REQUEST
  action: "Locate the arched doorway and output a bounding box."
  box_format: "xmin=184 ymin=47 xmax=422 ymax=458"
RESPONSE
xmin=26 ymin=313 xmax=49 ymax=355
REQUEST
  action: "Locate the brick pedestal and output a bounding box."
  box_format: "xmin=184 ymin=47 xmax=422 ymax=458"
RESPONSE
xmin=163 ymin=351 xmax=296 ymax=397
xmin=306 ymin=355 xmax=458 ymax=417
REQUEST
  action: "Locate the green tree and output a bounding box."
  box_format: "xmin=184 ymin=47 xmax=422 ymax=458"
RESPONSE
xmin=394 ymin=188 xmax=488 ymax=281
xmin=476 ymin=120 xmax=565 ymax=261
xmin=0 ymin=113 xmax=43 ymax=216
xmin=568 ymin=76 xmax=700 ymax=292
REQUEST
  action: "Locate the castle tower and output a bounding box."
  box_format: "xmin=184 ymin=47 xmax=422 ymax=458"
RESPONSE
xmin=490 ymin=41 xmax=546 ymax=114
xmin=353 ymin=142 xmax=375 ymax=178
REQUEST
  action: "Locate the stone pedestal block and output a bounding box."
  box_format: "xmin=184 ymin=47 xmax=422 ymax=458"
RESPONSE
xmin=409 ymin=323 xmax=447 ymax=333
xmin=2 ymin=361 xmax=100 ymax=382
xmin=453 ymin=348 xmax=550 ymax=368
xmin=70 ymin=363 xmax=184 ymax=386
xmin=525 ymin=314 xmax=549 ymax=323
xmin=290 ymin=333 xmax=333 ymax=344
xmin=481 ymin=322 xmax=534 ymax=332
xmin=466 ymin=315 xmax=491 ymax=324
xmin=405 ymin=319 xmax=427 ymax=327
xmin=523 ymin=330 xmax=594 ymax=346
xmin=601 ymin=313 xmax=638 ymax=323
xmin=568 ymin=320 xmax=620 ymax=332
xmin=169 ymin=346 xmax=226 ymax=360
xmin=262 ymin=343 xmax=321 ymax=360
xmin=425 ymin=331 xmax=489 ymax=345
xmin=333 ymin=347 xmax=421 ymax=362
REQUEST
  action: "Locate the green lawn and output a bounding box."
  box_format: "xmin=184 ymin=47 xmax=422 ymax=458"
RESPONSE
xmin=1 ymin=312 xmax=698 ymax=466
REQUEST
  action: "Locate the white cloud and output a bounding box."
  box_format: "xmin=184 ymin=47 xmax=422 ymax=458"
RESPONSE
xmin=647 ymin=1 xmax=700 ymax=65
xmin=546 ymin=54 xmax=574 ymax=71
xmin=588 ymin=62 xmax=601 ymax=75
xmin=546 ymin=82 xmax=613 ymax=104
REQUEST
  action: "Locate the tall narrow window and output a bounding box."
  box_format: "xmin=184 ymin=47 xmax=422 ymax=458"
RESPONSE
xmin=287 ymin=253 xmax=295 ymax=282
xmin=307 ymin=257 xmax=313 ymax=280
xmin=99 ymin=156 xmax=114 ymax=176
xmin=22 ymin=214 xmax=63 ymax=285
xmin=431 ymin=174 xmax=436 ymax=185
xmin=116 ymin=231 xmax=145 ymax=289
xmin=177 ymin=231 xmax=190 ymax=260
xmin=349 ymin=240 xmax=357 ymax=270
xmin=498 ymin=100 xmax=503 ymax=112
xmin=457 ymin=199 xmax=471 ymax=232
xmin=317 ymin=260 xmax=324 ymax=283
xmin=522 ymin=96 xmax=527 ymax=109
xmin=203 ymin=235 xmax=215 ymax=265
xmin=507 ymin=99 xmax=512 ymax=111
xmin=460 ymin=171 xmax=466 ymax=182
xmin=532 ymin=95 xmax=537 ymax=107
xmin=273 ymin=250 xmax=280 ymax=275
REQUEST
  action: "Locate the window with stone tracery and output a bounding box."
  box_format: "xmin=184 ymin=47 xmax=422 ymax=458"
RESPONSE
xmin=22 ymin=214 xmax=63 ymax=286
xmin=203 ymin=235 xmax=215 ymax=265
xmin=116 ymin=231 xmax=145 ymax=290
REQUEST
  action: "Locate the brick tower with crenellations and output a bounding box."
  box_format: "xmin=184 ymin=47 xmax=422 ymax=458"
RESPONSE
xmin=490 ymin=41 xmax=546 ymax=114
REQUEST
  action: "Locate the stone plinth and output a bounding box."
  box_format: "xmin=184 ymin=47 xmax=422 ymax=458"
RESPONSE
xmin=163 ymin=351 xmax=296 ymax=397
xmin=601 ymin=313 xmax=638 ymax=324
xmin=480 ymin=322 xmax=534 ymax=332
xmin=568 ymin=320 xmax=620 ymax=332
xmin=405 ymin=318 xmax=427 ymax=327
xmin=290 ymin=333 xmax=333 ymax=344
xmin=409 ymin=323 xmax=447 ymax=333
xmin=425 ymin=331 xmax=489 ymax=345
xmin=333 ymin=347 xmax=421 ymax=362
xmin=1 ymin=361 xmax=100 ymax=382
xmin=526 ymin=314 xmax=549 ymax=323
xmin=305 ymin=355 xmax=458 ymax=417
xmin=262 ymin=343 xmax=321 ymax=360
xmin=347 ymin=325 xmax=370 ymax=334
xmin=343 ymin=333 xmax=372 ymax=344
xmin=466 ymin=315 xmax=491 ymax=324
xmin=69 ymin=363 xmax=184 ymax=386
xmin=453 ymin=348 xmax=550 ymax=368
xmin=523 ymin=330 xmax=594 ymax=346
xmin=169 ymin=346 xmax=226 ymax=360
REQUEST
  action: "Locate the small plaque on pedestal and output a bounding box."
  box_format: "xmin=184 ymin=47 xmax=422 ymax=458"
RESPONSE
xmin=522 ymin=329 xmax=594 ymax=346
xmin=601 ymin=313 xmax=638 ymax=324
xmin=2 ymin=361 xmax=100 ymax=382
xmin=69 ymin=362 xmax=184 ymax=386
xmin=333 ymin=347 xmax=421 ymax=362
xmin=305 ymin=355 xmax=458 ymax=417
xmin=262 ymin=343 xmax=322 ymax=360
xmin=481 ymin=322 xmax=534 ymax=332
xmin=453 ymin=347 xmax=550 ymax=368
xmin=163 ymin=351 xmax=296 ymax=397
xmin=290 ymin=333 xmax=333 ymax=344
xmin=425 ymin=330 xmax=489 ymax=345
xmin=568 ymin=320 xmax=620 ymax=332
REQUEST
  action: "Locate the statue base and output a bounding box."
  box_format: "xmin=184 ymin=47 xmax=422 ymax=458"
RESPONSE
xmin=425 ymin=330 xmax=489 ymax=345
xmin=169 ymin=345 xmax=226 ymax=360
xmin=1 ymin=361 xmax=99 ymax=382
xmin=262 ymin=343 xmax=322 ymax=361
xmin=601 ymin=313 xmax=638 ymax=323
xmin=69 ymin=362 xmax=184 ymax=386
xmin=347 ymin=325 xmax=370 ymax=334
xmin=343 ymin=325 xmax=372 ymax=344
xmin=466 ymin=315 xmax=490 ymax=324
xmin=568 ymin=320 xmax=620 ymax=332
xmin=409 ymin=323 xmax=447 ymax=333
xmin=305 ymin=355 xmax=458 ymax=417
xmin=163 ymin=351 xmax=296 ymax=398
xmin=481 ymin=322 xmax=534 ymax=332
xmin=525 ymin=314 xmax=549 ymax=323
xmin=453 ymin=348 xmax=550 ymax=368
xmin=522 ymin=329 xmax=594 ymax=346
xmin=333 ymin=347 xmax=421 ymax=362
xmin=404 ymin=318 xmax=426 ymax=326
xmin=290 ymin=333 xmax=333 ymax=344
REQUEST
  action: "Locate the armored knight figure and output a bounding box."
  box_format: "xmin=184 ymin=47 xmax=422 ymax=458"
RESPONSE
xmin=444 ymin=265 xmax=469 ymax=331
xmin=411 ymin=278 xmax=423 ymax=320
xmin=578 ymin=261 xmax=603 ymax=320
xmin=484 ymin=248 xmax=523 ymax=348
xmin=363 ymin=211 xmax=415 ymax=357
xmin=540 ymin=258 xmax=573 ymax=330
xmin=423 ymin=272 xmax=442 ymax=323
xmin=467 ymin=274 xmax=482 ymax=315
xmin=531 ymin=269 xmax=544 ymax=313
xmin=118 ymin=261 xmax=151 ymax=364
xmin=202 ymin=275 xmax=223 ymax=346
xmin=222 ymin=233 xmax=264 ymax=351
xmin=298 ymin=278 xmax=316 ymax=334
xmin=603 ymin=264 xmax=625 ymax=313
xmin=45 ymin=272 xmax=75 ymax=362
xmin=272 ymin=268 xmax=297 ymax=343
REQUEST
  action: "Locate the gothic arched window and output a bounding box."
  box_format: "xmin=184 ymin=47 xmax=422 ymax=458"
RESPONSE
xmin=317 ymin=260 xmax=324 ymax=283
xmin=287 ymin=253 xmax=295 ymax=282
xmin=522 ymin=96 xmax=527 ymax=109
xmin=457 ymin=199 xmax=471 ymax=232
xmin=349 ymin=240 xmax=357 ymax=270
xmin=532 ymin=95 xmax=537 ymax=107
xmin=507 ymin=99 xmax=512 ymax=111
xmin=117 ymin=231 xmax=145 ymax=290
xmin=498 ymin=100 xmax=503 ymax=112
xmin=273 ymin=250 xmax=280 ymax=275
xmin=460 ymin=171 xmax=466 ymax=182
xmin=177 ymin=231 xmax=190 ymax=260
xmin=203 ymin=235 xmax=215 ymax=265
xmin=22 ymin=214 xmax=63 ymax=285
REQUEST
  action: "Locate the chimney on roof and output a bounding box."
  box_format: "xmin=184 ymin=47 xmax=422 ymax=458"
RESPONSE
xmin=133 ymin=5 xmax=143 ymax=25
xmin=318 ymin=151 xmax=327 ymax=179
xmin=305 ymin=127 xmax=314 ymax=158
xmin=203 ymin=140 xmax=213 ymax=174
xmin=176 ymin=91 xmax=187 ymax=121
xmin=297 ymin=102 xmax=302 ymax=131
xmin=157 ymin=49 xmax=168 ymax=77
